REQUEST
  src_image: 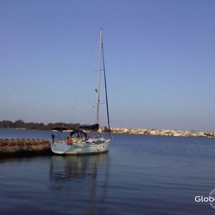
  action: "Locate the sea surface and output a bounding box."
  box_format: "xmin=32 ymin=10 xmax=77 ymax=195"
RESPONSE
xmin=0 ymin=129 xmax=215 ymax=215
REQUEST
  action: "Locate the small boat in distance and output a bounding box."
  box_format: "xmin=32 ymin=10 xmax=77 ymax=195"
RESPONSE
xmin=51 ymin=28 xmax=111 ymax=155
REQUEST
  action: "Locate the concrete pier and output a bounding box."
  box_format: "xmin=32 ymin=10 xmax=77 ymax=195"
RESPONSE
xmin=0 ymin=138 xmax=51 ymax=156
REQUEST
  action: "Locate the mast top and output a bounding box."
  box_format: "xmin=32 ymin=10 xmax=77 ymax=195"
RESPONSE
xmin=100 ymin=28 xmax=103 ymax=41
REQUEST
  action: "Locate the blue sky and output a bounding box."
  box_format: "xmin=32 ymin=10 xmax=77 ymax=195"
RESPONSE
xmin=0 ymin=0 xmax=215 ymax=131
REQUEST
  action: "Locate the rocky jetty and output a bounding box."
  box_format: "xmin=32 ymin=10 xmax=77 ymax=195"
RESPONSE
xmin=100 ymin=127 xmax=215 ymax=138
xmin=0 ymin=138 xmax=51 ymax=156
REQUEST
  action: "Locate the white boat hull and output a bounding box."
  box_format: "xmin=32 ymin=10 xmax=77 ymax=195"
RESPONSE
xmin=51 ymin=138 xmax=110 ymax=155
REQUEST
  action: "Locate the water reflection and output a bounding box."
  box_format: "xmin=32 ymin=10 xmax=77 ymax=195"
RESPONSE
xmin=49 ymin=154 xmax=109 ymax=192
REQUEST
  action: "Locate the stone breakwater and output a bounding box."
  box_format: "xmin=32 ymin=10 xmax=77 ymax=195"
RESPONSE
xmin=0 ymin=138 xmax=51 ymax=156
xmin=100 ymin=128 xmax=215 ymax=138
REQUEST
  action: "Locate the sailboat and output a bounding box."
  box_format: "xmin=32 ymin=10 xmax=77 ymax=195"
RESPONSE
xmin=50 ymin=28 xmax=111 ymax=155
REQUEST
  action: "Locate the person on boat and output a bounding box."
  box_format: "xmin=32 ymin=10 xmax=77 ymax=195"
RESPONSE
xmin=66 ymin=136 xmax=73 ymax=145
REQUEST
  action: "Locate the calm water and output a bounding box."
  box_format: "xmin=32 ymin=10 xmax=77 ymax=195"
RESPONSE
xmin=0 ymin=129 xmax=215 ymax=215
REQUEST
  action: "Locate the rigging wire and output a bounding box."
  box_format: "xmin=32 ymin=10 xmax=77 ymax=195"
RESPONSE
xmin=71 ymin=37 xmax=98 ymax=119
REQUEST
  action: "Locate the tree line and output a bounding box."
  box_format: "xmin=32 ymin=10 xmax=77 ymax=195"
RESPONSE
xmin=0 ymin=120 xmax=80 ymax=130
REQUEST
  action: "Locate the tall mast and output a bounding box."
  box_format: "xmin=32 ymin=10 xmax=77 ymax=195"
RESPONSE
xmin=96 ymin=28 xmax=103 ymax=125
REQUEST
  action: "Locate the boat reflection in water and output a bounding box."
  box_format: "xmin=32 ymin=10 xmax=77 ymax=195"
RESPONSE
xmin=49 ymin=154 xmax=110 ymax=213
xmin=50 ymin=154 xmax=109 ymax=182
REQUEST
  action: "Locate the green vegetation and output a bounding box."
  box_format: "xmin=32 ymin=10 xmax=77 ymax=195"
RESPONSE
xmin=0 ymin=120 xmax=80 ymax=130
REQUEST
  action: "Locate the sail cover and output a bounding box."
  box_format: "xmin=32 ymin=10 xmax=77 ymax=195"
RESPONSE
xmin=79 ymin=123 xmax=99 ymax=131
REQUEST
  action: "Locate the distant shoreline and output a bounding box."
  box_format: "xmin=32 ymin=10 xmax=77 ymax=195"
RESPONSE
xmin=100 ymin=127 xmax=215 ymax=138
xmin=0 ymin=119 xmax=214 ymax=138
